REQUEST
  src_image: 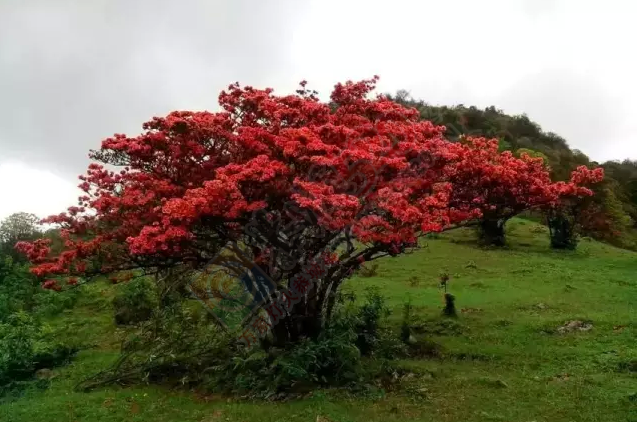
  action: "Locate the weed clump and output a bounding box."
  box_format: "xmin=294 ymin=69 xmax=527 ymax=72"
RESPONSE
xmin=112 ymin=278 xmax=158 ymax=326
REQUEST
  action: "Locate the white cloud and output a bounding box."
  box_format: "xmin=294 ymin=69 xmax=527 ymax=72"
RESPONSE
xmin=0 ymin=161 xmax=80 ymax=221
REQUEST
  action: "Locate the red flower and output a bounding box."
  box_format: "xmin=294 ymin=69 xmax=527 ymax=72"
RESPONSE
xmin=42 ymin=279 xmax=58 ymax=290
xmin=14 ymin=76 xmax=601 ymax=285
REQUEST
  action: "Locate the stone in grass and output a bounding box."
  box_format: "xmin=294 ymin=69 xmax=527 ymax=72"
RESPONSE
xmin=557 ymin=320 xmax=593 ymax=334
xmin=35 ymin=368 xmax=55 ymax=380
xmin=552 ymin=373 xmax=571 ymax=382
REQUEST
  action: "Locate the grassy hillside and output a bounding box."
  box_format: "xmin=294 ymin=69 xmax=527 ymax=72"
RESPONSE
xmin=1 ymin=218 xmax=635 ymax=422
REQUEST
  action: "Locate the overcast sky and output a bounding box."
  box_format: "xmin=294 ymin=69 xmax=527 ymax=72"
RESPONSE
xmin=1 ymin=0 xmax=636 ymax=220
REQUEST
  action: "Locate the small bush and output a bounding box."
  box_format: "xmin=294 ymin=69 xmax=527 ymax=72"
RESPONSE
xmin=357 ymin=262 xmax=379 ymax=277
xmin=112 ymin=278 xmax=158 ymax=326
xmin=208 ymin=328 xmax=363 ymax=398
xmin=33 ymin=289 xmax=78 ymax=317
xmin=0 ymin=312 xmax=76 ymax=398
xmin=83 ymin=289 xmax=406 ymax=399
xmin=0 ymin=259 xmax=38 ymax=321
xmin=353 ymin=288 xmax=390 ymax=356
xmin=408 ymin=276 xmax=420 ymax=287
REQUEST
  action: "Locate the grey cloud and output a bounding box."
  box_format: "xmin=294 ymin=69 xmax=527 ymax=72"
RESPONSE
xmin=0 ymin=0 xmax=306 ymax=179
xmin=0 ymin=0 xmax=635 ymax=187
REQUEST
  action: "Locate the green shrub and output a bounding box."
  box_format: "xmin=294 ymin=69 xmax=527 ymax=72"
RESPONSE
xmin=33 ymin=289 xmax=78 ymax=317
xmin=0 ymin=258 xmax=76 ymax=322
xmin=81 ymin=289 xmax=405 ymax=399
xmin=0 ymin=259 xmax=37 ymax=321
xmin=112 ymin=278 xmax=158 ymax=325
xmin=208 ymin=328 xmax=363 ymax=398
xmin=357 ymin=262 xmax=379 ymax=277
xmin=0 ymin=312 xmax=76 ymax=398
xmin=0 ymin=312 xmax=38 ymax=383
xmin=353 ymin=288 xmax=389 ymax=356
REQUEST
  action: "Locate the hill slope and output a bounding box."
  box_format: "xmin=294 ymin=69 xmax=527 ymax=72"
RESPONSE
xmin=1 ymin=218 xmax=636 ymax=422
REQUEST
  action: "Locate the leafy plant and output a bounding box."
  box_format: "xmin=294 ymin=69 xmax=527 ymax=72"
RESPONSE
xmin=0 ymin=312 xmax=76 ymax=398
xmin=357 ymin=262 xmax=379 ymax=278
xmin=112 ymin=278 xmax=158 ymax=326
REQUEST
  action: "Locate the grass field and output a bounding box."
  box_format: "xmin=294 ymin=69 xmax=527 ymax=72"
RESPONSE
xmin=1 ymin=218 xmax=636 ymax=422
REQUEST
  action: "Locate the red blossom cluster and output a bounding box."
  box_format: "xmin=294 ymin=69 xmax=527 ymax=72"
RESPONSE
xmin=16 ymin=77 xmax=603 ymax=290
xmin=441 ymin=137 xmax=603 ymax=222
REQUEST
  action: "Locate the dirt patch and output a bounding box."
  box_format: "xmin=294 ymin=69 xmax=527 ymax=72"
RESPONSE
xmin=557 ymin=320 xmax=593 ymax=334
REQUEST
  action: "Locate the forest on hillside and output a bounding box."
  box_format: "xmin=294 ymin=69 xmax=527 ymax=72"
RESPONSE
xmin=389 ymin=91 xmax=637 ymax=250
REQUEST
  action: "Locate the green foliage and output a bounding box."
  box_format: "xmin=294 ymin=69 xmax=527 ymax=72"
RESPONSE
xmin=32 ymin=289 xmax=78 ymax=317
xmin=1 ymin=254 xmax=77 ymax=322
xmin=352 ymin=288 xmax=389 ymax=355
xmin=209 ymin=329 xmax=364 ymax=399
xmin=0 ymin=244 xmax=78 ymax=399
xmin=208 ymin=291 xmax=400 ymax=398
xmin=80 ymin=289 xmax=404 ymax=399
xmin=0 ymin=257 xmax=37 ymax=320
xmin=357 ymin=262 xmax=379 ymax=277
xmin=0 ymin=212 xmax=41 ymax=263
xmin=0 ymin=311 xmax=76 ymax=398
xmin=112 ymin=278 xmax=158 ymax=326
xmin=0 ymin=312 xmax=39 ymax=380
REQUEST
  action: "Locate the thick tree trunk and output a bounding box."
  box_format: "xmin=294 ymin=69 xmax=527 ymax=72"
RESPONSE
xmin=548 ymin=214 xmax=578 ymax=250
xmin=269 ymin=293 xmax=324 ymax=348
xmin=479 ymin=218 xmax=507 ymax=246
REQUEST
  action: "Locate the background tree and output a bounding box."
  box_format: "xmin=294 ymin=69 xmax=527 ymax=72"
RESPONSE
xmin=0 ymin=213 xmax=41 ymax=263
xmin=388 ymin=91 xmax=636 ymax=249
xmin=546 ymin=166 xmax=606 ymax=249
xmin=444 ymin=138 xmax=601 ymax=246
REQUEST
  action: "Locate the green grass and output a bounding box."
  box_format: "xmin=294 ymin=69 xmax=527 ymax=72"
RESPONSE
xmin=1 ymin=218 xmax=636 ymax=422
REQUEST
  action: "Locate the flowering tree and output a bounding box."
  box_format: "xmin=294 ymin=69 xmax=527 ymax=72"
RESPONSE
xmin=445 ymin=137 xmax=603 ymax=245
xmin=545 ymin=166 xmax=605 ymax=249
xmin=16 ymin=77 xmax=602 ymax=344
